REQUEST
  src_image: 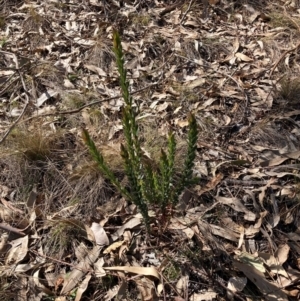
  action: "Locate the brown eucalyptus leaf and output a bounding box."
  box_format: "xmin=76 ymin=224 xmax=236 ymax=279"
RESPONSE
xmin=234 ymin=261 xmax=288 ymax=301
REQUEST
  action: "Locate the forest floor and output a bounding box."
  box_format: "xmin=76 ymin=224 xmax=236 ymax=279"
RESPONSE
xmin=1 ymin=0 xmax=300 ymax=300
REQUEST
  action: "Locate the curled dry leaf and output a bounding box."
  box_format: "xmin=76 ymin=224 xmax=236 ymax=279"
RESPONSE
xmin=189 ymin=291 xmax=218 ymax=301
xmin=210 ymin=224 xmax=239 ymax=242
xmin=235 ymin=52 xmax=253 ymax=62
xmin=33 ymin=269 xmax=54 ymax=296
xmin=235 ymin=251 xmax=265 ymax=273
xmin=176 ymin=274 xmax=189 ymax=297
xmin=90 ymin=222 xmax=109 ymax=246
xmin=60 ymin=245 xmax=102 ymax=295
xmin=258 ymin=252 xmax=288 ymax=277
xmin=103 ymin=240 xmax=125 ymax=254
xmin=215 ymin=196 xmax=256 ymax=221
xmin=5 ymin=235 xmax=28 ymax=265
xmin=135 ymin=277 xmax=159 ymax=301
xmin=104 ymin=281 xmax=127 ymax=301
xmin=111 ymin=217 xmax=141 ymax=241
xmin=104 ymin=266 xmax=160 ymax=280
xmin=0 ymin=205 xmax=15 ymax=223
xmin=276 ymin=244 xmax=290 ymax=265
xmin=169 ymin=218 xmax=194 ymax=239
xmin=74 ymin=274 xmax=91 ymax=301
xmin=233 ymin=261 xmax=288 ymax=301
xmin=227 ymin=276 xmax=247 ymax=292
xmin=94 ymin=257 xmax=106 ymax=278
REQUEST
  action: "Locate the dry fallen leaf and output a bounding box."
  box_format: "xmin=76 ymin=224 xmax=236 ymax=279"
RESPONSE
xmin=103 ymin=240 xmax=125 ymax=254
xmin=111 ymin=217 xmax=141 ymax=241
xmin=74 ymin=274 xmax=91 ymax=301
xmin=228 ymin=276 xmax=247 ymax=292
xmin=215 ymin=196 xmax=256 ymax=221
xmin=233 ymin=261 xmax=288 ymax=301
xmin=104 ymin=279 xmax=127 ymax=301
xmin=90 ymin=222 xmax=109 ymax=246
xmin=276 ymin=244 xmax=290 ymax=265
xmin=5 ymin=235 xmax=28 ymax=265
xmin=104 ymin=266 xmax=160 ymax=280
xmin=176 ymin=274 xmax=189 ymax=297
xmin=189 ymin=291 xmax=218 ymax=301
xmin=61 ymin=245 xmax=101 ymax=295
xmin=135 ymin=277 xmax=159 ymax=301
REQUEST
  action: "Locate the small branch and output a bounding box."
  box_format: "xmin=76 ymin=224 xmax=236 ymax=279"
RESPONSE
xmin=30 ymin=250 xmax=93 ymax=273
xmin=0 ymin=223 xmax=26 ymax=236
xmin=159 ymin=0 xmax=184 ymax=17
xmin=269 ymin=41 xmax=300 ymax=78
xmin=264 ymin=42 xmax=300 ymax=104
xmin=180 ymin=0 xmax=194 ymax=24
xmin=0 ymin=81 xmax=160 ymax=145
xmin=0 ymin=74 xmax=18 ymax=96
xmin=0 ymin=50 xmax=35 ymax=144
xmin=22 ymin=81 xmax=160 ymax=121
xmin=0 ymin=97 xmax=30 ymax=144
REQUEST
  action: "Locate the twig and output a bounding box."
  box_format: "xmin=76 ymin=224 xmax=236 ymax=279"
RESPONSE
xmin=263 ymin=74 xmax=285 ymax=105
xmin=0 ymin=73 xmax=18 ymax=96
xmin=283 ymin=6 xmax=300 ymax=32
xmin=26 ymin=81 xmax=159 ymax=119
xmin=0 ymin=99 xmax=30 ymax=144
xmin=159 ymin=0 xmax=184 ymax=17
xmin=30 ymin=250 xmax=93 ymax=273
xmin=269 ymin=41 xmax=300 ymax=78
xmin=161 ymin=272 xmax=166 ymax=301
xmin=0 ymin=222 xmax=26 ymax=236
xmin=264 ymin=42 xmax=300 ymax=104
xmin=180 ymin=0 xmax=194 ymax=24
xmin=0 ymin=81 xmax=160 ymax=144
xmin=223 ymin=178 xmax=269 ymax=185
xmin=0 ymin=50 xmax=34 ymax=144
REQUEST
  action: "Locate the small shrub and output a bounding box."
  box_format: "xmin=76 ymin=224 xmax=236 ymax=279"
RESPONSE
xmin=83 ymin=31 xmax=198 ymax=230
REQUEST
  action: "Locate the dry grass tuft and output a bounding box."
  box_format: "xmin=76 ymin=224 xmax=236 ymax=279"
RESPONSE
xmin=68 ymin=161 xmax=111 ymax=212
xmin=2 ymin=126 xmax=62 ymax=162
xmin=44 ymin=219 xmax=86 ymax=258
xmin=269 ymin=11 xmax=300 ymax=31
xmin=130 ymin=13 xmax=151 ymax=28
xmin=62 ymin=92 xmax=89 ymax=110
xmin=31 ymin=62 xmax=65 ymax=89
xmin=0 ymin=126 xmax=72 ymax=207
xmin=0 ymin=116 xmax=123 ymax=215
xmin=86 ymin=27 xmax=114 ymax=72
xmin=278 ymin=77 xmax=300 ymax=104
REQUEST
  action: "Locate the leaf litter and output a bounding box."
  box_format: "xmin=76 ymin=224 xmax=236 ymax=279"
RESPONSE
xmin=1 ymin=0 xmax=300 ymax=300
